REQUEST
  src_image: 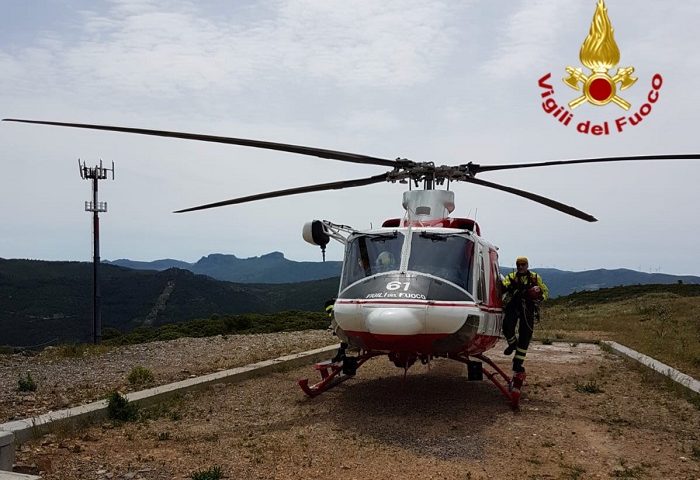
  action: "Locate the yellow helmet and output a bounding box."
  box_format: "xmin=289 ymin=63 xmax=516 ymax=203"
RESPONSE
xmin=516 ymin=256 xmax=529 ymax=265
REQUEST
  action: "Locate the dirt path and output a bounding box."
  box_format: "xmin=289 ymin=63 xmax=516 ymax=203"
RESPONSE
xmin=13 ymin=341 xmax=700 ymax=479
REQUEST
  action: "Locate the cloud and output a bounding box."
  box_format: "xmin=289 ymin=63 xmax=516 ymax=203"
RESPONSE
xmin=0 ymin=0 xmax=457 ymax=108
xmin=479 ymin=1 xmax=583 ymax=80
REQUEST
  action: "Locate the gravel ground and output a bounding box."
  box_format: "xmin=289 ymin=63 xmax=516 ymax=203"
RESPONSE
xmin=11 ymin=341 xmax=700 ymax=479
xmin=0 ymin=331 xmax=337 ymax=423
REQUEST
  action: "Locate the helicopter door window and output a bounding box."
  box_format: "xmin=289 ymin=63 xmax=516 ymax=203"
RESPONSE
xmin=407 ymin=233 xmax=474 ymax=292
xmin=476 ymin=252 xmax=486 ymax=302
xmin=340 ymin=232 xmax=405 ymax=289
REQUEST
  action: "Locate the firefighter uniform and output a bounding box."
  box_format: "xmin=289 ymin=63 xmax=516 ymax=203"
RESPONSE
xmin=502 ymin=257 xmax=549 ymax=373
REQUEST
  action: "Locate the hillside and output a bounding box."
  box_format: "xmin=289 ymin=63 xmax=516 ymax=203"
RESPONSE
xmin=107 ymin=252 xmax=342 ymax=283
xmin=0 ymin=259 xmax=338 ymax=346
xmin=108 ymin=252 xmax=700 ymax=296
xmin=2 ymin=257 xmax=699 ymax=347
xmin=531 ymin=267 xmax=700 ymax=298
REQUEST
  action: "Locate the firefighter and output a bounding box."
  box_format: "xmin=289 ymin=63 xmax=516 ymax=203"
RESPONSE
xmin=501 ymin=256 xmax=549 ymax=374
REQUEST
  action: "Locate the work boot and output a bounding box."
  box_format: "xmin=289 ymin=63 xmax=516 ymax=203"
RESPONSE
xmin=503 ymin=343 xmax=516 ymax=356
xmin=510 ymin=371 xmax=525 ymax=391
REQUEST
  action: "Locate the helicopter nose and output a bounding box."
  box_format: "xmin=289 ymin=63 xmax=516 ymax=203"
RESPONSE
xmin=364 ymin=306 xmax=425 ymax=336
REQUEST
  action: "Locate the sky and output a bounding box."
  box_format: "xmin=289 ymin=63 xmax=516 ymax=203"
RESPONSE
xmin=1 ymin=0 xmax=699 ymax=275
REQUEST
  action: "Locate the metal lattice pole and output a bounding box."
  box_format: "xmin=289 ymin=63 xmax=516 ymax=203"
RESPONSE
xmin=79 ymin=160 xmax=114 ymax=344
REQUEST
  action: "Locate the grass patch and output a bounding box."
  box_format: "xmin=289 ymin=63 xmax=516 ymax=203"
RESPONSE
xmin=103 ymin=311 xmax=328 ymax=346
xmin=575 ymin=379 xmax=604 ymax=394
xmin=612 ymin=460 xmax=646 ymax=478
xmin=41 ymin=343 xmax=111 ymax=359
xmin=541 ymin=285 xmax=700 ymax=379
xmin=542 ymin=338 xmax=553 ymax=345
xmin=127 ymin=365 xmax=154 ymax=386
xmin=0 ymin=345 xmax=15 ymax=355
xmin=692 ymin=445 xmax=700 ymax=459
xmin=560 ymin=463 xmax=586 ymax=480
xmin=190 ymin=465 xmax=223 ymax=480
xmin=106 ymin=391 xmax=139 ymax=422
xmin=17 ymin=372 xmax=37 ymax=392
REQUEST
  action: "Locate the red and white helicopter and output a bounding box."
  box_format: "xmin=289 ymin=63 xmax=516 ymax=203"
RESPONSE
xmin=4 ymin=118 xmax=699 ymax=408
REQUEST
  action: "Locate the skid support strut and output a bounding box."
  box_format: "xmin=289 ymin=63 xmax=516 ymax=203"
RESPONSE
xmin=450 ymin=352 xmax=525 ymax=409
xmin=298 ymin=351 xmax=382 ymax=398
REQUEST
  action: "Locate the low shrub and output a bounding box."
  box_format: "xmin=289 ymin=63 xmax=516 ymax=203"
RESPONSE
xmin=190 ymin=465 xmax=223 ymax=480
xmin=17 ymin=372 xmax=37 ymax=392
xmin=107 ymin=391 xmax=139 ymax=422
xmin=128 ymin=366 xmax=154 ymax=385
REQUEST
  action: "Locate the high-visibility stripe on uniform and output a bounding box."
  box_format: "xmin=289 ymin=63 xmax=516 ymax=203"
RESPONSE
xmin=514 ymin=354 xmax=527 ymax=361
xmin=507 ymin=336 xmax=517 ymax=345
xmin=516 ymin=347 xmax=527 ymax=355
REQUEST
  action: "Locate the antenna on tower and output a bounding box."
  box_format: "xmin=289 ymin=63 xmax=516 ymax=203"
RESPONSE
xmin=78 ymin=159 xmax=115 ymax=344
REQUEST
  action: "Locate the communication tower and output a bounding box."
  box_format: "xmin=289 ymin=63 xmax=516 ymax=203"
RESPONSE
xmin=79 ymin=160 xmax=115 ymax=344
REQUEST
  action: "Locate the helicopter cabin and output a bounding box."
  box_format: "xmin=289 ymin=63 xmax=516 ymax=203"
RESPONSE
xmin=333 ymin=190 xmax=503 ymax=354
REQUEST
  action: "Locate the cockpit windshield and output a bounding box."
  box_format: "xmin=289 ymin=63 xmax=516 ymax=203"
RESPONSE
xmin=407 ymin=232 xmax=474 ymax=292
xmin=341 ymin=231 xmax=405 ymax=289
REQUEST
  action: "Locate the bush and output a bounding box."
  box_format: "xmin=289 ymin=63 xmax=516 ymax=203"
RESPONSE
xmin=128 ymin=366 xmax=154 ymax=386
xmin=17 ymin=372 xmax=37 ymax=392
xmin=107 ymin=391 xmax=139 ymax=422
xmin=102 ymin=327 xmax=122 ymax=341
xmin=575 ymin=379 xmax=604 ymax=394
xmin=190 ymin=466 xmax=223 ymax=480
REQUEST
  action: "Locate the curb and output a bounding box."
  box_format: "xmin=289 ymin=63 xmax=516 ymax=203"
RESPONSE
xmin=0 ymin=344 xmax=338 ymax=471
xmin=602 ymin=340 xmax=700 ymax=395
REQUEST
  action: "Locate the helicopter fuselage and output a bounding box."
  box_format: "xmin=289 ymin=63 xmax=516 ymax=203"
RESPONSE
xmin=333 ymin=224 xmax=503 ymax=357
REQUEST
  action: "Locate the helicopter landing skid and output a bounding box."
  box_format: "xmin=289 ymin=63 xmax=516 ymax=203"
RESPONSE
xmin=451 ymin=353 xmax=525 ymax=410
xmin=298 ymin=351 xmax=382 ymax=398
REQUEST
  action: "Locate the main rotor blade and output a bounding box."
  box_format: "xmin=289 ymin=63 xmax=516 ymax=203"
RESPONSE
xmin=175 ymin=173 xmax=390 ymax=213
xmin=464 ymin=177 xmax=597 ymax=222
xmin=2 ymin=118 xmax=400 ymax=168
xmin=478 ymin=154 xmax=700 ymax=173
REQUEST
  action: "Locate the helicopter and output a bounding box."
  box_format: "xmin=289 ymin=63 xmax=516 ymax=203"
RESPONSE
xmin=3 ymin=118 xmax=700 ymax=409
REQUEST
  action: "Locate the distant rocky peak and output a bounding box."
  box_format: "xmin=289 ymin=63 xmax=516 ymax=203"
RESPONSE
xmin=259 ymin=251 xmax=285 ymax=261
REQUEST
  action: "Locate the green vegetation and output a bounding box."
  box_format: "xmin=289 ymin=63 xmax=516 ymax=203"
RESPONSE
xmin=104 ymin=311 xmax=328 ymax=346
xmin=560 ymin=463 xmax=586 ymax=480
xmin=611 ymin=459 xmax=647 ymax=478
xmin=127 ymin=365 xmax=154 ymax=385
xmin=190 ymin=466 xmax=223 ymax=480
xmin=17 ymin=372 xmax=37 ymax=392
xmin=575 ymin=379 xmax=604 ymax=394
xmin=43 ymin=343 xmax=111 ymax=359
xmin=0 ymin=258 xmax=339 ymax=346
xmin=106 ymin=391 xmax=139 ymax=422
xmin=540 ymin=284 xmax=700 ymax=378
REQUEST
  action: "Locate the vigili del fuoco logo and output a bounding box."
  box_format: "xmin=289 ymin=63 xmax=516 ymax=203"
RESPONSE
xmin=538 ymin=0 xmax=663 ymax=136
